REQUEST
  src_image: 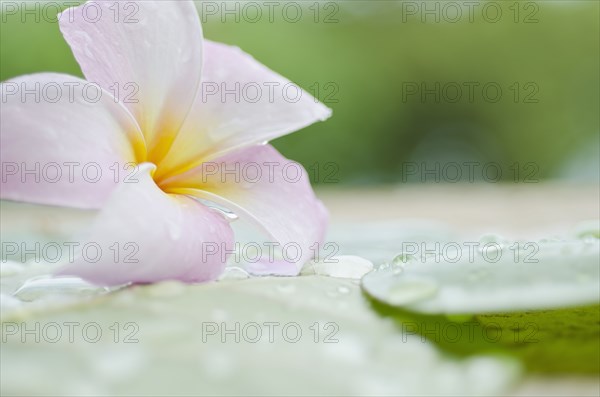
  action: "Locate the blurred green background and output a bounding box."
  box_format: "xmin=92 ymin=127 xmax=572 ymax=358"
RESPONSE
xmin=1 ymin=0 xmax=598 ymax=184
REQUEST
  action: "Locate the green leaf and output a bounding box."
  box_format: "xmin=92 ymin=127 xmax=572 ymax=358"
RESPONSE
xmin=361 ymin=239 xmax=600 ymax=373
xmin=1 ymin=275 xmax=520 ymax=396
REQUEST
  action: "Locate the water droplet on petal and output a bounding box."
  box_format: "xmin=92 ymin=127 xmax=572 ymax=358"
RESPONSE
xmin=478 ymin=233 xmax=505 ymax=244
xmin=478 ymin=234 xmax=507 ymax=255
xmin=386 ymin=278 xmax=438 ymax=305
xmin=327 ymin=284 xmax=351 ymax=298
xmin=337 ymin=286 xmax=350 ymax=294
xmin=210 ymin=207 xmax=239 ymax=222
xmin=12 ymin=275 xmax=111 ymax=302
xmin=391 ymin=252 xmax=417 ymax=267
xmin=218 ymin=266 xmax=250 ymax=281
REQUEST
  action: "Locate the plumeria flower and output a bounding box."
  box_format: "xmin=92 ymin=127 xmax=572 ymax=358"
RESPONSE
xmin=0 ymin=1 xmax=331 ymax=286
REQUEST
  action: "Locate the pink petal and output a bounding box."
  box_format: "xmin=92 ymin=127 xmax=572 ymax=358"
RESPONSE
xmin=0 ymin=73 xmax=144 ymax=209
xmin=56 ymin=163 xmax=234 ymax=286
xmin=154 ymin=40 xmax=332 ymax=181
xmin=161 ymin=145 xmax=329 ymax=276
xmin=58 ymin=0 xmax=204 ymax=163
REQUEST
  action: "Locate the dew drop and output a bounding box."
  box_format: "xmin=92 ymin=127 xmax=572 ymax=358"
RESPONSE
xmin=385 ymin=278 xmax=438 ymax=305
xmin=337 ymin=285 xmax=350 ymax=294
xmin=478 ymin=234 xmax=506 ymax=255
xmin=327 ymin=285 xmax=351 ymax=298
xmin=210 ymin=207 xmax=239 ymax=222
xmin=12 ymin=276 xmax=110 ymax=302
xmin=391 ymin=252 xmax=417 ymax=267
xmin=218 ymin=266 xmax=250 ymax=281
xmin=478 ymin=233 xmax=507 ymax=246
xmin=301 ymin=255 xmax=373 ymax=279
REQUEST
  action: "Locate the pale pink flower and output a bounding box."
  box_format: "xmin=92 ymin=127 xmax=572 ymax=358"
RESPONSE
xmin=0 ymin=1 xmax=331 ymax=285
